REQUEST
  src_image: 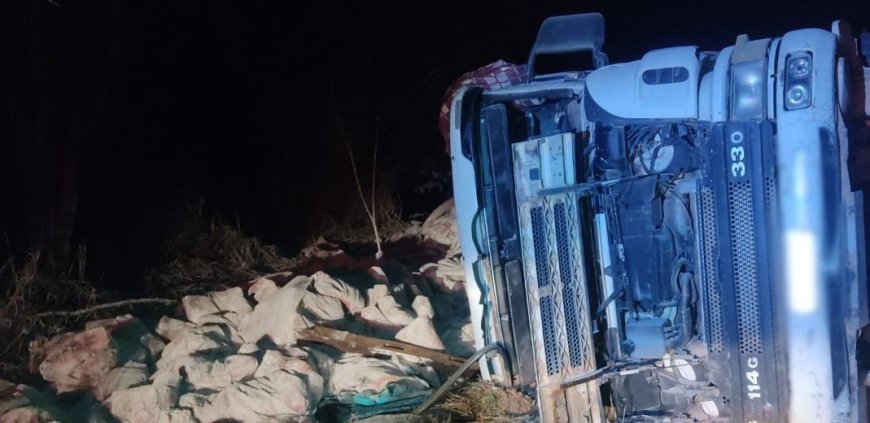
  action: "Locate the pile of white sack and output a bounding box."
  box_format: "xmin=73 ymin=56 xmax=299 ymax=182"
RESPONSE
xmin=0 ymin=201 xmax=473 ymax=423
xmin=0 ymin=200 xmax=474 ymax=422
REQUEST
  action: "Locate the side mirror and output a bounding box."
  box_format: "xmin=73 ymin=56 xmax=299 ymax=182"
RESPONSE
xmin=527 ymin=13 xmax=609 ymax=81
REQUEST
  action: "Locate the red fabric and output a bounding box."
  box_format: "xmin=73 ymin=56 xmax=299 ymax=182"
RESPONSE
xmin=438 ymin=60 xmax=527 ymax=153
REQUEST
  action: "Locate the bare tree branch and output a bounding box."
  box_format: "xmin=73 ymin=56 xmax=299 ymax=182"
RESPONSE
xmin=341 ymin=140 xmax=383 ymax=258
xmin=371 ymin=119 xmax=378 ymax=218
xmin=34 ymin=298 xmax=178 ymax=318
xmin=332 ymin=90 xmax=383 ymax=258
xmin=370 ymin=118 xmax=383 ymax=258
xmin=342 ymin=141 xmax=375 ymax=223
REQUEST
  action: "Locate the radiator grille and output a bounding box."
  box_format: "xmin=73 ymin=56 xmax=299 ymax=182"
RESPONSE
xmin=554 ymin=203 xmax=584 ymax=368
xmin=763 ymin=176 xmax=778 ymax=357
xmin=532 ymin=208 xmax=551 ymax=288
xmin=539 ymin=298 xmax=559 ymax=375
xmin=531 ymin=207 xmax=560 ymax=375
xmin=512 ymin=136 xmax=602 ymax=421
xmin=727 ymin=181 xmax=762 ymax=355
xmin=764 ymin=177 xmax=776 ymax=220
xmin=701 ymin=188 xmax=725 ymax=354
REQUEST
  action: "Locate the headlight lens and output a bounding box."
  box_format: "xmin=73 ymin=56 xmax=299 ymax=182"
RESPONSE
xmin=786 ymin=84 xmax=810 ymax=108
xmin=787 ymin=57 xmax=811 ymax=79
xmin=730 ymin=60 xmax=766 ymax=120
xmin=784 ymin=53 xmax=812 ymax=110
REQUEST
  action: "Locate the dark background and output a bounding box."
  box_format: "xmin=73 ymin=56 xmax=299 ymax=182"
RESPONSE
xmin=0 ymin=0 xmax=868 ymax=287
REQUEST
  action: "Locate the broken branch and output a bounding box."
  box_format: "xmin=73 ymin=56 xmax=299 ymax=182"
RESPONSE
xmin=34 ymin=298 xmax=178 ymax=318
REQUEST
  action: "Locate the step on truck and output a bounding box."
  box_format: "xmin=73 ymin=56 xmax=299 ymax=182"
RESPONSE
xmin=448 ymin=13 xmax=870 ymax=423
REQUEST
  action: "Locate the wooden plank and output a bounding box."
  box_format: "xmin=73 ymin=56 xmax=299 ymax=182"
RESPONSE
xmin=297 ymin=326 xmax=472 ymax=375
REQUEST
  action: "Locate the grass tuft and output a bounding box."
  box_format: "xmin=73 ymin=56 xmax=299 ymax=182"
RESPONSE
xmin=145 ymin=203 xmax=295 ymax=296
xmin=436 ymin=380 xmax=535 ymax=423
xmin=0 ymin=248 xmax=104 ymax=381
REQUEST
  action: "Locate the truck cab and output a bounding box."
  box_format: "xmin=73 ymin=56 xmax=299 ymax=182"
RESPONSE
xmin=449 ymin=13 xmax=870 ymax=422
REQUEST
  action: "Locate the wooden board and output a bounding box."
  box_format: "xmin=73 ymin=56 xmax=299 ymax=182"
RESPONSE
xmin=297 ymin=326 xmax=472 ymax=375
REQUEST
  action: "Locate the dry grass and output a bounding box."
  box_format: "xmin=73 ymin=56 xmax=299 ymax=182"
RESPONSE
xmin=144 ymin=202 xmax=296 ymax=296
xmin=2 ymin=250 xmax=97 ymax=316
xmin=318 ymin=188 xmax=410 ymax=246
xmin=0 ymin=248 xmax=104 ymax=381
xmin=437 ymin=380 xmax=536 ymax=423
xmin=0 ymin=203 xmax=296 ymax=380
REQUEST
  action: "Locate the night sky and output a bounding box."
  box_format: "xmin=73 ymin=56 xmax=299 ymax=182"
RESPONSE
xmin=0 ymin=0 xmax=868 ymax=287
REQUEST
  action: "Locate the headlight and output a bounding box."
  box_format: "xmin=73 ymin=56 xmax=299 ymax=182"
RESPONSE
xmin=730 ymin=60 xmax=766 ymax=120
xmin=786 ymin=84 xmax=810 ymax=107
xmin=787 ymin=56 xmax=811 ymax=78
xmin=784 ymin=53 xmax=812 ymax=110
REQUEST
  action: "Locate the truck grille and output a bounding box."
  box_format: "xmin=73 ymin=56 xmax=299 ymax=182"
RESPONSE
xmin=728 ymin=180 xmax=762 ymax=355
xmin=764 ymin=177 xmax=776 ymax=213
xmin=530 ymin=204 xmax=588 ymax=374
xmin=555 ymin=203 xmax=585 ymax=369
xmin=700 ymin=121 xmax=783 ymax=423
xmin=531 ymin=207 xmax=561 ymax=375
xmin=701 ymin=188 xmax=725 ymax=354
xmin=513 ymin=133 xmax=601 ymax=422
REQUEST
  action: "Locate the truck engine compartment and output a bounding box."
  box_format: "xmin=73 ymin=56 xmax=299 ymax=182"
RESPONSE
xmin=590 ymin=120 xmax=716 ymax=421
xmin=471 ymin=82 xmax=785 ymax=421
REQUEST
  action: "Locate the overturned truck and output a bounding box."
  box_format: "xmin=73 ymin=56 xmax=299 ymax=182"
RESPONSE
xmin=448 ymin=13 xmax=870 ymax=423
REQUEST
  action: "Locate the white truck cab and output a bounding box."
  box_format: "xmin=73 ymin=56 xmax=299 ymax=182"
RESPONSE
xmin=449 ymin=13 xmax=870 ymax=422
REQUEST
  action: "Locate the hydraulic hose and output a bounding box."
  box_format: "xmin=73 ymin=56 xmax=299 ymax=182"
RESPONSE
xmin=667 ymin=271 xmax=694 ymax=348
xmin=413 ymin=343 xmax=510 ymax=415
